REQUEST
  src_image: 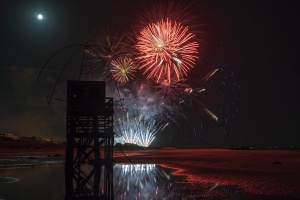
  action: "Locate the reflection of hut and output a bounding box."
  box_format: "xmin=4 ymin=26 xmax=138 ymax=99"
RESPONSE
xmin=0 ymin=132 xmax=19 ymax=140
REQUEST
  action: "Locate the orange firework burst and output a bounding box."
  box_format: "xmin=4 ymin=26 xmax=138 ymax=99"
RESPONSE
xmin=136 ymin=18 xmax=199 ymax=84
xmin=111 ymin=56 xmax=137 ymax=83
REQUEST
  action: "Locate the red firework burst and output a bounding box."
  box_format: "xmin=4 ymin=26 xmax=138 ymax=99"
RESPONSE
xmin=136 ymin=18 xmax=199 ymax=84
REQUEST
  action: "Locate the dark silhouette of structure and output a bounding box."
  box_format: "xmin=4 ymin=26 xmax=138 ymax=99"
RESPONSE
xmin=65 ymin=80 xmax=114 ymax=200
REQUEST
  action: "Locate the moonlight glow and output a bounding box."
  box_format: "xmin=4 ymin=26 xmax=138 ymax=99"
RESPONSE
xmin=37 ymin=14 xmax=43 ymax=20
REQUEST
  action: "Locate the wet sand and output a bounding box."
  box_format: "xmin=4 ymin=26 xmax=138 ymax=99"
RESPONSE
xmin=1 ymin=147 xmax=300 ymax=198
xmin=0 ymin=147 xmax=66 ymax=157
xmin=115 ymin=148 xmax=300 ymax=199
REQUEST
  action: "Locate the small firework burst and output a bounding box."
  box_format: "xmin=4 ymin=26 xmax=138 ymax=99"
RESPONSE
xmin=110 ymin=56 xmax=137 ymax=83
xmin=136 ymin=19 xmax=199 ymax=84
xmin=88 ymin=28 xmax=135 ymax=80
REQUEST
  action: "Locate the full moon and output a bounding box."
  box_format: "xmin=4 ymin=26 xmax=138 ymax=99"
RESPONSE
xmin=37 ymin=14 xmax=43 ymax=20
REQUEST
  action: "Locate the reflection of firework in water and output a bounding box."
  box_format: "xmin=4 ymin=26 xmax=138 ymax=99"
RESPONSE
xmin=111 ymin=56 xmax=137 ymax=83
xmin=114 ymin=111 xmax=168 ymax=147
xmin=136 ymin=19 xmax=199 ymax=83
xmin=114 ymin=164 xmax=175 ymax=199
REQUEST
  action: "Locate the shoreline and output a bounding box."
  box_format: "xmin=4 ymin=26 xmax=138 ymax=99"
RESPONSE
xmin=1 ymin=147 xmax=300 ymax=171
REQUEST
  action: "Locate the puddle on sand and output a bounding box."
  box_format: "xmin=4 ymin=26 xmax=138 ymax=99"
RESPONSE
xmin=0 ymin=161 xmax=297 ymax=199
xmin=0 ymin=177 xmax=20 ymax=184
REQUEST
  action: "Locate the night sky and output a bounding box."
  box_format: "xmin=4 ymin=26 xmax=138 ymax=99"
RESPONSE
xmin=0 ymin=0 xmax=299 ymax=148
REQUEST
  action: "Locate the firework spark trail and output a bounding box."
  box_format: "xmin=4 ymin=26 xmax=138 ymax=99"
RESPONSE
xmin=147 ymin=78 xmax=215 ymax=121
xmin=136 ymin=19 xmax=199 ymax=83
xmin=114 ymin=111 xmax=168 ymax=147
xmin=88 ymin=28 xmax=136 ymax=82
xmin=187 ymin=65 xmax=240 ymax=137
xmin=137 ymin=120 xmax=169 ymax=147
xmin=114 ymin=112 xmax=140 ymax=144
xmin=141 ymin=63 xmax=240 ymax=141
xmin=92 ymin=29 xmax=130 ymax=59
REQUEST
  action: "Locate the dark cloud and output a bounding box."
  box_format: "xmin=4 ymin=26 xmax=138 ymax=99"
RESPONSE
xmin=0 ymin=65 xmax=65 ymax=139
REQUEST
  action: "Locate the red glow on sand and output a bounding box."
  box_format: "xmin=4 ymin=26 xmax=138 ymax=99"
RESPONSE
xmin=115 ymin=148 xmax=300 ymax=198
